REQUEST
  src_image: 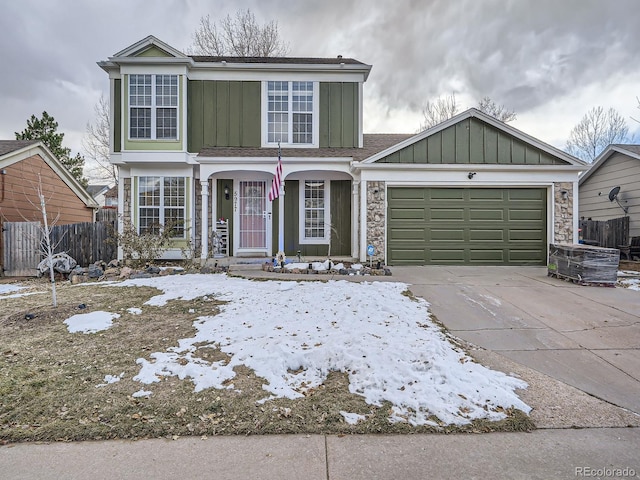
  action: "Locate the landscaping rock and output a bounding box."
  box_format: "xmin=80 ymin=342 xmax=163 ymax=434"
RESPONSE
xmin=88 ymin=265 xmax=104 ymax=278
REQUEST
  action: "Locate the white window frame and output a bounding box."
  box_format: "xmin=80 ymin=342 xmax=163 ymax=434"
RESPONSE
xmin=128 ymin=74 xmax=179 ymax=141
xmin=298 ymin=178 xmax=330 ymax=244
xmin=262 ymin=80 xmax=319 ymax=148
xmin=137 ymin=176 xmax=186 ymax=239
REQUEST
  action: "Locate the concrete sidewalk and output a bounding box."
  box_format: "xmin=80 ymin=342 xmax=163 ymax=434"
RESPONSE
xmin=2 ymin=429 xmax=639 ymax=480
xmin=393 ymin=266 xmax=640 ymax=415
xmin=3 ymin=265 xmax=640 ymax=479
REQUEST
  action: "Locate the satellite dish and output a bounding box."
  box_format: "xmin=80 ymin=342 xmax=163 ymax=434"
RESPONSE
xmin=608 ymin=186 xmax=621 ymax=202
xmin=607 ymin=186 xmax=628 ymax=214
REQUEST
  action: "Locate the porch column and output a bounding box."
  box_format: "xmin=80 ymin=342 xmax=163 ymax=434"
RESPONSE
xmin=200 ymin=179 xmax=209 ymax=260
xmin=351 ymin=180 xmax=360 ymax=259
xmin=359 ymin=180 xmax=367 ymax=263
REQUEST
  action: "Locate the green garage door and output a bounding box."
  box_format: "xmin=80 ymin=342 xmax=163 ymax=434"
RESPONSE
xmin=387 ymin=187 xmax=547 ymax=265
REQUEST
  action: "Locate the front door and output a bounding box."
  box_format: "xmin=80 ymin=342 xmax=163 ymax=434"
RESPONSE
xmin=238 ymin=181 xmax=269 ymax=254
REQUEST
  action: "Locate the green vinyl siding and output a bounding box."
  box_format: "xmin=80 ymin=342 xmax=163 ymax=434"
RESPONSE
xmin=329 ymin=180 xmax=351 ymax=255
xmin=188 ymin=80 xmax=260 ymax=152
xmin=123 ymin=74 xmax=184 ymax=151
xmin=114 ymin=79 xmax=121 ymax=153
xmin=216 ymin=179 xmax=234 ymax=254
xmin=378 ymin=118 xmax=568 ymax=165
xmin=319 ymin=82 xmax=358 ymax=148
xmin=387 ymin=187 xmax=547 ymax=265
xmin=135 ymin=45 xmax=172 ymax=57
xmin=283 ymin=180 xmax=351 ymax=257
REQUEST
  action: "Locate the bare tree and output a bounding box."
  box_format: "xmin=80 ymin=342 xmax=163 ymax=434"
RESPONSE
xmin=477 ymin=96 xmax=517 ymax=122
xmin=419 ymin=93 xmax=459 ymax=131
xmin=189 ymin=9 xmax=289 ymax=57
xmin=565 ymin=106 xmax=630 ymax=162
xmin=35 ymin=174 xmax=59 ymax=307
xmin=82 ymin=94 xmax=116 ymax=185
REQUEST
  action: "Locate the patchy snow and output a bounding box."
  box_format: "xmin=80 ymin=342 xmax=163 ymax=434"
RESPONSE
xmin=0 ymin=284 xmax=24 ymax=295
xmin=127 ymin=307 xmax=142 ymax=315
xmin=64 ymin=311 xmax=120 ymax=333
xmin=96 ymin=372 xmax=124 ymax=388
xmin=340 ymin=411 xmax=367 ymax=425
xmin=116 ymin=274 xmax=530 ymax=426
xmin=619 ymin=278 xmax=640 ymax=291
xmin=0 ymin=283 xmax=43 ymax=299
xmin=132 ymin=389 xmax=153 ymax=398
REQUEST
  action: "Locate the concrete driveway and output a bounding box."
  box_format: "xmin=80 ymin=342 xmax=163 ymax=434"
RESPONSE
xmin=393 ymin=266 xmax=640 ymax=415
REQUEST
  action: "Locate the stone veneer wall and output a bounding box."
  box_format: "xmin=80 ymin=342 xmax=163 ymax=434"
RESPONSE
xmin=122 ymin=178 xmax=131 ymax=226
xmin=366 ymin=181 xmax=386 ymax=261
xmin=554 ymin=182 xmax=574 ymax=244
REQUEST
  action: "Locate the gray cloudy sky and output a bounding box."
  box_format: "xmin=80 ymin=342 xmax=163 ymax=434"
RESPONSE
xmin=1 ymin=0 xmax=639 ymax=181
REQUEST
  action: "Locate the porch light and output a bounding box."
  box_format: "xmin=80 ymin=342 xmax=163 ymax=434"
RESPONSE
xmin=224 ymin=185 xmax=230 ymax=200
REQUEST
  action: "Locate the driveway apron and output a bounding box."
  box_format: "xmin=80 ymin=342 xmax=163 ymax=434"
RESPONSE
xmin=393 ymin=266 xmax=640 ymax=414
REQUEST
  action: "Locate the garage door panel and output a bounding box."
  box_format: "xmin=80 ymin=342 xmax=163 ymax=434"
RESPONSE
xmin=469 ymin=249 xmax=506 ymax=262
xmin=389 ymin=207 xmax=425 ymax=220
xmin=430 ymin=249 xmax=467 ymax=262
xmin=509 ymin=209 xmax=543 ymax=221
xmin=387 ymin=187 xmax=547 ymax=266
xmin=469 ymin=208 xmax=504 ymax=221
xmin=430 ymin=229 xmax=465 ymax=241
xmin=470 ymin=229 xmax=505 ymax=241
xmin=389 ymin=228 xmax=425 ymax=240
xmin=430 ymin=208 xmax=465 ymax=220
xmin=509 ymin=229 xmax=544 ymax=241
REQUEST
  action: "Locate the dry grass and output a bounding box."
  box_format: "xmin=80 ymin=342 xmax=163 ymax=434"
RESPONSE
xmin=0 ymin=276 xmax=533 ymax=444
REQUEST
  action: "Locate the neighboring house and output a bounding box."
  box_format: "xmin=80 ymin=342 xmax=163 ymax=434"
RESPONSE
xmin=0 ymin=140 xmax=99 ymax=273
xmin=103 ymin=185 xmax=118 ymax=208
xmin=98 ymin=35 xmax=585 ymax=265
xmin=579 ymin=144 xmax=640 ymax=238
xmin=87 ymin=184 xmax=111 ymax=207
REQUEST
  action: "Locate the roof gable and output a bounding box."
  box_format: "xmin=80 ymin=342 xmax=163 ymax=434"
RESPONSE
xmin=363 ymin=108 xmax=584 ymax=166
xmin=579 ymin=144 xmax=640 ymax=185
xmin=110 ymin=35 xmax=188 ymax=59
xmin=0 ymin=141 xmax=98 ymax=208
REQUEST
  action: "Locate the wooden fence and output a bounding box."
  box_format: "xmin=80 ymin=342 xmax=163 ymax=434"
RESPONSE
xmin=579 ymin=216 xmax=629 ymax=249
xmin=1 ymin=220 xmax=117 ymax=277
xmin=1 ymin=222 xmax=41 ymax=277
xmin=50 ymin=220 xmax=117 ymax=268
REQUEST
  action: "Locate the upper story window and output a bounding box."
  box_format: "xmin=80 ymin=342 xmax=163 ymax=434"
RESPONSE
xmin=265 ymin=81 xmax=317 ymax=147
xmin=129 ymin=74 xmax=178 ymax=140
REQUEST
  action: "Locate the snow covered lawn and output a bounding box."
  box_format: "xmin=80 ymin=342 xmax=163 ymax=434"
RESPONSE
xmin=116 ymin=274 xmax=530 ymax=426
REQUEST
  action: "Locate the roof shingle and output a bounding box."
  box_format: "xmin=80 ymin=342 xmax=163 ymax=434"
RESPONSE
xmin=0 ymin=140 xmax=39 ymax=157
xmin=197 ymin=134 xmax=413 ymax=162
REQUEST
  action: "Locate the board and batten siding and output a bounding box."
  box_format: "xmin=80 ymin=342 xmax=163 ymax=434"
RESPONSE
xmin=378 ymin=118 xmax=566 ymax=165
xmin=319 ymin=82 xmax=359 ymax=148
xmin=579 ymin=152 xmax=640 ymax=237
xmin=283 ymin=180 xmax=351 ymax=257
xmin=188 ymin=80 xmax=261 ymax=151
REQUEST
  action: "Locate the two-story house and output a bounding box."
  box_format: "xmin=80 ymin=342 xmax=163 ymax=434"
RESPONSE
xmin=99 ymin=36 xmax=585 ymax=266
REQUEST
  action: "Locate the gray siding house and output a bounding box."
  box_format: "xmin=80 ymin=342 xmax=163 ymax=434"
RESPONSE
xmin=579 ymin=145 xmax=640 ymax=238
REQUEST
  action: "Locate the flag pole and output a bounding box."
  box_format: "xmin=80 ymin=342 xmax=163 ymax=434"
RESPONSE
xmin=277 ymin=142 xmax=285 ymax=253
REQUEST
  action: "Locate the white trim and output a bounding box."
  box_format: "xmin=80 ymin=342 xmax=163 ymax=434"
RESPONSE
xmin=127 ymin=74 xmax=180 ymax=142
xmin=261 ymin=81 xmax=319 ymax=148
xmin=0 ymin=142 xmax=98 ymax=209
xmin=359 ymin=180 xmax=368 ymax=263
xmin=110 ymin=35 xmax=188 ymax=59
xmin=188 ymin=70 xmax=367 ymax=82
xmin=578 ymin=145 xmax=640 ymax=185
xmin=298 ymin=178 xmax=331 ymax=245
xmin=359 ymin=108 xmax=587 ymax=167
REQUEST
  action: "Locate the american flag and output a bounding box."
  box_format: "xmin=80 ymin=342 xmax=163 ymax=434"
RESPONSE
xmin=268 ymin=143 xmax=282 ymax=202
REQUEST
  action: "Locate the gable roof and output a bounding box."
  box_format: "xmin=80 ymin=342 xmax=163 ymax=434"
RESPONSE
xmin=99 ymin=36 xmax=372 ymax=80
xmin=197 ymin=134 xmax=413 ymax=162
xmin=360 ymin=108 xmax=585 ymax=167
xmin=579 ymin=144 xmax=640 ymax=185
xmin=87 ymin=184 xmax=111 ymax=197
xmin=0 ymin=140 xmax=98 ymax=208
